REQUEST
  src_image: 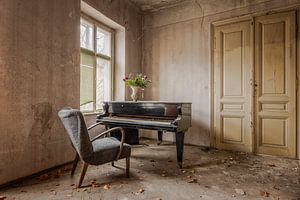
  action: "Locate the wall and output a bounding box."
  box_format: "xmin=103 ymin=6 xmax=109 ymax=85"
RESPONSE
xmin=0 ymin=0 xmax=80 ymax=185
xmin=141 ymin=0 xmax=300 ymax=146
xmin=0 ymin=0 xmax=142 ymax=185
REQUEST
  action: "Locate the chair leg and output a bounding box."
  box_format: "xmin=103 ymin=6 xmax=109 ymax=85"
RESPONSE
xmin=78 ymin=162 xmax=88 ymax=188
xmin=71 ymin=154 xmax=79 ymax=176
xmin=112 ymin=161 xmax=115 ymax=167
xmin=126 ymin=157 xmax=130 ymax=178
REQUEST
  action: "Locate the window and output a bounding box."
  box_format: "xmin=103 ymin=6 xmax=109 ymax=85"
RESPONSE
xmin=80 ymin=17 xmax=113 ymax=112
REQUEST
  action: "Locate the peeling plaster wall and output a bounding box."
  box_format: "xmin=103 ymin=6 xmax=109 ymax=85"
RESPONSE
xmin=0 ymin=0 xmax=81 ymax=185
xmin=83 ymin=0 xmax=143 ymax=100
xmin=141 ymin=0 xmax=300 ymax=146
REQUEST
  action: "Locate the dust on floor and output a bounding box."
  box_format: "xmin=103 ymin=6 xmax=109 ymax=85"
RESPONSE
xmin=1 ymin=139 xmax=299 ymax=200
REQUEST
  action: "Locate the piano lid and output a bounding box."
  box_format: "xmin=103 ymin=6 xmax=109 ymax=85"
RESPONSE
xmin=102 ymin=101 xmax=191 ymax=118
xmin=104 ymin=101 xmax=192 ymax=104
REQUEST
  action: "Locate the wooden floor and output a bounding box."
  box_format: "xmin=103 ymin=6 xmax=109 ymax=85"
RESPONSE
xmin=1 ymin=139 xmax=299 ymax=200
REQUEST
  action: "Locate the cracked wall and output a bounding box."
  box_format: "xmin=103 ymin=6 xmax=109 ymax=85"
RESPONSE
xmin=141 ymin=0 xmax=300 ymax=146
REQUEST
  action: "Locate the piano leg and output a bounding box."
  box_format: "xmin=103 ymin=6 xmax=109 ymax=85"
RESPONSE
xmin=157 ymin=131 xmax=163 ymax=145
xmin=175 ymin=131 xmax=185 ymax=169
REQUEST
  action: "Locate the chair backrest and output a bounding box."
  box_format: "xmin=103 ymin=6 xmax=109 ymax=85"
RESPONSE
xmin=58 ymin=108 xmax=93 ymax=161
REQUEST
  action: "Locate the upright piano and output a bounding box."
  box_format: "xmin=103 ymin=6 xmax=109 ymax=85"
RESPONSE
xmin=96 ymin=101 xmax=192 ymax=168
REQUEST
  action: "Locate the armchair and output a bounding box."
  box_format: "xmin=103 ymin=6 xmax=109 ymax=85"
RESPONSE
xmin=58 ymin=108 xmax=131 ymax=187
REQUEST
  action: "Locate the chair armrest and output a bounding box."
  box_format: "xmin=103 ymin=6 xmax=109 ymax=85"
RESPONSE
xmin=90 ymin=127 xmax=125 ymax=161
xmin=87 ymin=122 xmax=103 ymax=131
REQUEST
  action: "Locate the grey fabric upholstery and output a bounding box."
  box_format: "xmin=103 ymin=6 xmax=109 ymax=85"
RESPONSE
xmin=90 ymin=137 xmax=131 ymax=165
xmin=58 ymin=108 xmax=131 ymax=165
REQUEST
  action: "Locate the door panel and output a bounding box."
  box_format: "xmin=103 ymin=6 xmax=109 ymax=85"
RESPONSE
xmin=255 ymin=11 xmax=296 ymax=157
xmin=214 ymin=20 xmax=253 ymax=152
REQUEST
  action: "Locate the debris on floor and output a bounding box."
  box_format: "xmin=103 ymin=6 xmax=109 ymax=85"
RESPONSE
xmin=235 ymin=188 xmax=246 ymax=195
xmin=1 ymin=139 xmax=299 ymax=200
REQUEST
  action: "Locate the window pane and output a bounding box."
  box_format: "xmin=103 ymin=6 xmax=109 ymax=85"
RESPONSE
xmin=80 ymin=52 xmax=94 ymax=111
xmin=80 ymin=19 xmax=94 ymax=51
xmin=96 ymin=27 xmax=111 ymax=56
xmin=96 ymin=58 xmax=111 ymax=110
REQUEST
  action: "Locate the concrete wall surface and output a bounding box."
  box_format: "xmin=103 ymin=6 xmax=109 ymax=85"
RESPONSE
xmin=0 ymin=0 xmax=81 ymax=185
xmin=141 ymin=0 xmax=300 ymax=146
xmin=0 ymin=0 xmax=142 ymax=185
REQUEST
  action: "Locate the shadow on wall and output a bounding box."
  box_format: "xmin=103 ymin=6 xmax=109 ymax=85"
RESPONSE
xmin=24 ymin=102 xmax=54 ymax=169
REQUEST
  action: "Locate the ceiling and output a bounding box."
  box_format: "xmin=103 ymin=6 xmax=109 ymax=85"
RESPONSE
xmin=130 ymin=0 xmax=189 ymax=12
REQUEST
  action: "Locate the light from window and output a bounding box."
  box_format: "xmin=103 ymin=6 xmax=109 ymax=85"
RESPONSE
xmin=80 ymin=19 xmax=94 ymax=51
xmin=80 ymin=17 xmax=113 ymax=112
xmin=97 ymin=27 xmax=111 ymax=56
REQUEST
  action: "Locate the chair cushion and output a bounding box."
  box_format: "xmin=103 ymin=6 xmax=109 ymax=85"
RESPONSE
xmin=88 ymin=137 xmax=131 ymax=165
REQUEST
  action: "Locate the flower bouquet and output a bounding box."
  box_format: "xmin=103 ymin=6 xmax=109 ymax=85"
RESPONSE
xmin=123 ymin=74 xmax=151 ymax=101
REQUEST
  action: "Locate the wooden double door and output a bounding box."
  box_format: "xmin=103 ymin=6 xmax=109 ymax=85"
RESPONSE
xmin=213 ymin=11 xmax=297 ymax=158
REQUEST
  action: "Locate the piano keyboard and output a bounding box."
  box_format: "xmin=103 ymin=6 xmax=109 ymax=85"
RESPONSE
xmin=101 ymin=117 xmax=176 ymax=128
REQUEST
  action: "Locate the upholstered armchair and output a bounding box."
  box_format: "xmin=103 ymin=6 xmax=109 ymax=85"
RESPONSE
xmin=58 ymin=108 xmax=131 ymax=187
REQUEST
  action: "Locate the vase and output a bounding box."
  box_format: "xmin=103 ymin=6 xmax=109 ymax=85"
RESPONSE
xmin=130 ymin=86 xmax=139 ymax=101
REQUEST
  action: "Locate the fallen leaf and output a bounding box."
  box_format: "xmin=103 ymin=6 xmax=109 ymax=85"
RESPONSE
xmin=161 ymin=171 xmax=167 ymax=177
xmin=138 ymin=188 xmax=145 ymax=193
xmin=273 ymin=185 xmax=280 ymax=190
xmin=292 ymin=167 xmax=299 ymax=171
xmin=37 ymin=174 xmax=51 ymax=181
xmin=187 ymin=178 xmax=197 ymax=183
xmin=191 ymin=170 xmax=195 ymax=174
xmin=222 ymin=171 xmax=229 ymax=175
xmin=235 ymin=189 xmax=246 ymax=195
xmin=260 ymin=191 xmax=270 ymax=197
xmin=103 ymin=184 xmax=111 ymax=190
xmin=0 ymin=196 xmax=6 ymax=200
xmin=92 ymin=183 xmax=101 ymax=188
xmin=268 ymin=164 xmax=276 ymax=167
xmin=150 ymin=159 xmax=155 ymax=162
xmin=70 ymin=183 xmax=75 ymax=186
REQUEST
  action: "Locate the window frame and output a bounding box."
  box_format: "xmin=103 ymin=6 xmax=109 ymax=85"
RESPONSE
xmin=80 ymin=14 xmax=115 ymax=113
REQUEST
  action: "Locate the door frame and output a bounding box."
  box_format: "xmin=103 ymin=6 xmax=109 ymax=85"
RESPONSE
xmin=210 ymin=8 xmax=300 ymax=159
